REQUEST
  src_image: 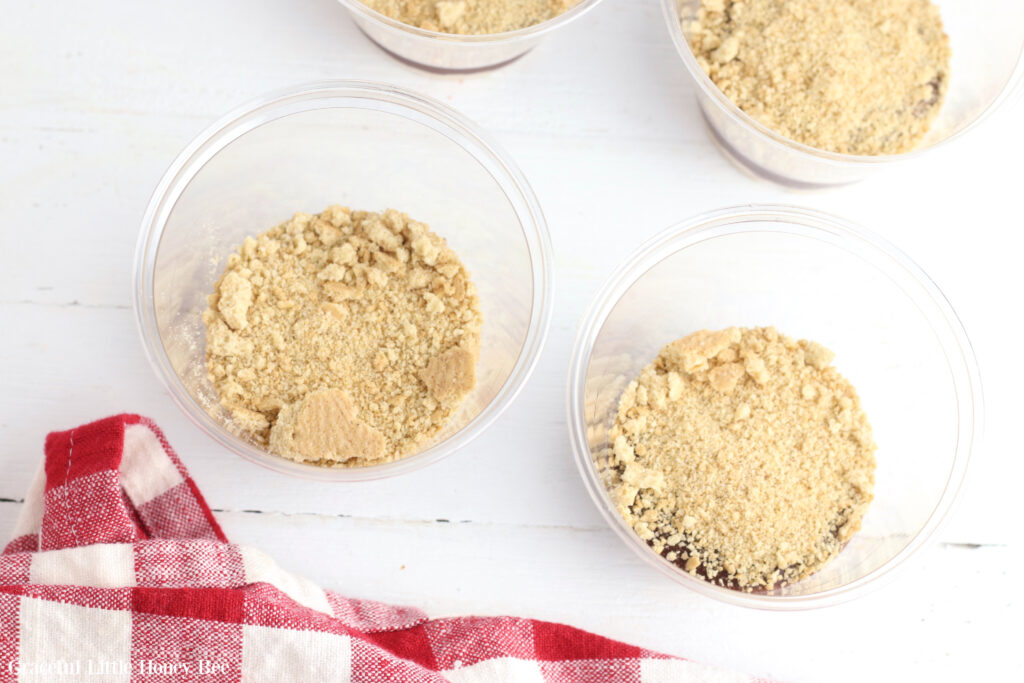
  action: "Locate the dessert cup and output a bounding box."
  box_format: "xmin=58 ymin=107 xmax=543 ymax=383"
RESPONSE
xmin=134 ymin=81 xmax=553 ymax=480
xmin=567 ymin=205 xmax=981 ymax=607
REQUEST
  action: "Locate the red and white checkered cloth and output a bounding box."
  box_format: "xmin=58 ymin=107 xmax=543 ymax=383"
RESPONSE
xmin=0 ymin=414 xmax=767 ymax=682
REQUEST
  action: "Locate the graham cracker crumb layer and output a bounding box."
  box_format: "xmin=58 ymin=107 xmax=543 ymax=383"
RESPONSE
xmin=688 ymin=0 xmax=951 ymax=155
xmin=203 ymin=206 xmax=482 ymax=467
xmin=603 ymin=327 xmax=877 ymax=591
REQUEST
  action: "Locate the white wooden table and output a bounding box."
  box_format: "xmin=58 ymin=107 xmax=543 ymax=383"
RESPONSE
xmin=2 ymin=1 xmax=1019 ymax=680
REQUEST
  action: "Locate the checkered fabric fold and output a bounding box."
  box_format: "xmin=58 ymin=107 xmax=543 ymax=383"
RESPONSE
xmin=0 ymin=415 xmax=765 ymax=682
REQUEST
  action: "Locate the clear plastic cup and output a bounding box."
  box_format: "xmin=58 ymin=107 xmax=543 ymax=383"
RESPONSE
xmin=662 ymin=0 xmax=1024 ymax=187
xmin=132 ymin=81 xmax=553 ymax=481
xmin=337 ymin=0 xmax=606 ymax=71
xmin=567 ymin=205 xmax=981 ymax=608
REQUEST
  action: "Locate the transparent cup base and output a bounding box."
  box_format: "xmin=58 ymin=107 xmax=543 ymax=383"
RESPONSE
xmin=357 ymin=29 xmax=534 ymax=74
xmin=700 ymin=109 xmax=853 ymax=190
xmin=338 ymin=0 xmax=607 ymax=72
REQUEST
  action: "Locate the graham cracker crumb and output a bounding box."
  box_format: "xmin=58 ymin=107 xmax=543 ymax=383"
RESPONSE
xmin=708 ymin=362 xmax=744 ymax=394
xmin=360 ymin=0 xmax=580 ymax=35
xmin=418 ymin=346 xmax=477 ymax=402
xmin=662 ymin=327 xmax=741 ymax=373
xmin=270 ymin=389 xmax=387 ymax=465
xmin=217 ymin=271 xmax=253 ymax=331
xmin=604 ymin=327 xmax=877 ymax=591
xmin=687 ymin=0 xmax=951 ymax=154
xmin=204 ymin=206 xmax=483 ymax=467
